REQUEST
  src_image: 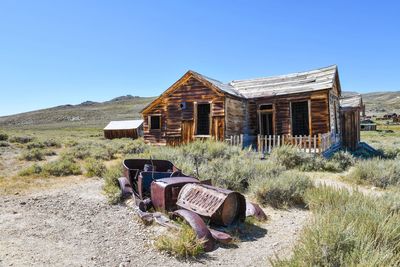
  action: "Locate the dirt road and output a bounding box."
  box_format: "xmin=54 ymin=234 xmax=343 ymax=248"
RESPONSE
xmin=0 ymin=178 xmax=309 ymax=267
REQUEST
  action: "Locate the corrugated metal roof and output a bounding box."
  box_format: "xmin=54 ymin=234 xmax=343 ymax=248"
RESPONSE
xmin=340 ymin=94 xmax=362 ymax=108
xmin=104 ymin=120 xmax=143 ymax=130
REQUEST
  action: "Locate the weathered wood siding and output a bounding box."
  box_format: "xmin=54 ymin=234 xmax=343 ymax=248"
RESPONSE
xmin=143 ymin=104 xmax=167 ymax=145
xmin=225 ymin=96 xmax=246 ymax=136
xmin=247 ymin=90 xmax=330 ymax=136
xmin=341 ymin=108 xmax=360 ymax=151
xmin=142 ymin=76 xmax=225 ymax=145
xmin=310 ymin=91 xmax=330 ymax=135
xmin=104 ymin=128 xmax=141 ymax=139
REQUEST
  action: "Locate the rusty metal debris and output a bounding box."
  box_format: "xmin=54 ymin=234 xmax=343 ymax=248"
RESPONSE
xmin=176 ymin=183 xmax=246 ymax=226
xmin=172 ymin=209 xmax=215 ymax=252
xmin=118 ymin=158 xmax=267 ymax=251
xmin=246 ymin=202 xmax=268 ymax=221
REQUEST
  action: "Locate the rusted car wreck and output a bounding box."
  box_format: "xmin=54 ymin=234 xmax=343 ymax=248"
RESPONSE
xmin=118 ymin=158 xmax=266 ymax=251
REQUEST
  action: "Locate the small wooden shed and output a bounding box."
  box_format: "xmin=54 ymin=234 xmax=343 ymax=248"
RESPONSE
xmin=104 ymin=120 xmax=144 ymax=139
xmin=340 ymin=95 xmax=362 ymax=151
xmin=360 ymin=119 xmax=377 ymax=131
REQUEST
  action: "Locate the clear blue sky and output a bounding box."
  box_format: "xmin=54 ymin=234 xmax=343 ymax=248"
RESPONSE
xmin=1 ymin=0 xmax=399 ymax=116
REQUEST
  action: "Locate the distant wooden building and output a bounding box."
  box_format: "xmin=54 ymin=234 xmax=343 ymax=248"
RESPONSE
xmin=104 ymin=120 xmax=143 ymax=139
xmin=340 ymin=95 xmax=362 ymax=150
xmin=141 ymin=65 xmax=359 ymax=152
xmin=360 ymin=119 xmax=377 ymax=131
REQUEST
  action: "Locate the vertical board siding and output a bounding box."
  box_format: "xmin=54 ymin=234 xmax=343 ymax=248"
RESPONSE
xmin=310 ymin=92 xmax=330 ymax=135
xmin=142 ymin=76 xmax=225 ymax=145
xmin=225 ymin=96 xmax=246 ymax=136
xmin=248 ymin=90 xmax=329 ymax=136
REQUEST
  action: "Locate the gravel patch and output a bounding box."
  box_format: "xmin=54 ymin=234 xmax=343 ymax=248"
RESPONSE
xmin=0 ymin=178 xmax=310 ymax=267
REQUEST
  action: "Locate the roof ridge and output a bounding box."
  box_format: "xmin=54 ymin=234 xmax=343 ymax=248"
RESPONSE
xmin=229 ymin=65 xmax=337 ymax=84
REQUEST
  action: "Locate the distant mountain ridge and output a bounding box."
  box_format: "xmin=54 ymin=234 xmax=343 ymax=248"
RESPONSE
xmin=0 ymin=91 xmax=399 ymax=129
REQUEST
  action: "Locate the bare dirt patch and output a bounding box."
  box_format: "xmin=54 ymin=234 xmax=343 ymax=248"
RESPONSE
xmin=0 ymin=178 xmax=310 ymax=267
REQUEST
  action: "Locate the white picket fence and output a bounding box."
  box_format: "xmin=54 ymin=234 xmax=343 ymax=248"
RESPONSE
xmin=225 ymin=134 xmax=244 ymax=147
xmin=225 ymin=133 xmax=340 ymax=154
xmin=257 ymin=133 xmax=339 ymax=154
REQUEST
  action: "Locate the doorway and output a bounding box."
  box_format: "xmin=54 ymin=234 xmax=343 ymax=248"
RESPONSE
xmin=260 ymin=112 xmax=273 ymax=135
xmin=291 ymin=101 xmax=309 ymax=136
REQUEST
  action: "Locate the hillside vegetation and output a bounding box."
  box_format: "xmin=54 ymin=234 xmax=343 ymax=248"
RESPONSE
xmin=2 ymin=91 xmax=400 ymax=130
xmin=362 ymin=91 xmax=400 ymax=114
xmin=0 ymin=95 xmax=155 ymax=129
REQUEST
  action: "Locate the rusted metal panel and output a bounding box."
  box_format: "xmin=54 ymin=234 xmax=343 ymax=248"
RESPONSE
xmin=117 ymin=177 xmax=133 ymax=199
xmin=150 ymin=177 xmax=200 ymax=212
xmin=172 ymin=209 xmax=215 ymax=252
xmin=209 ymin=229 xmax=232 ymax=244
xmin=245 ymin=202 xmax=267 ymax=221
xmin=177 ymin=183 xmax=246 ymax=226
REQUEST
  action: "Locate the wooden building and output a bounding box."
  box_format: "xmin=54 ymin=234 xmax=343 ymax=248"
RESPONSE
xmin=141 ymin=65 xmax=358 ymax=151
xmin=340 ymin=95 xmax=362 ymax=150
xmin=104 ymin=120 xmax=143 ymax=139
xmin=360 ymin=119 xmax=377 ymax=131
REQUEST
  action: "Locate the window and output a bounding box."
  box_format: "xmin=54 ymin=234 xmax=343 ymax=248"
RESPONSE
xmin=291 ymin=101 xmax=309 ymax=135
xmin=196 ymin=103 xmax=210 ymax=135
xmin=258 ymin=103 xmax=274 ymax=135
xmin=259 ymin=104 xmax=273 ymax=111
xmin=149 ymin=115 xmax=161 ymax=130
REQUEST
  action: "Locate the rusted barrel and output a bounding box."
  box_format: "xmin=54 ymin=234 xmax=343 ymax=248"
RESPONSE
xmin=176 ymin=183 xmax=246 ymax=226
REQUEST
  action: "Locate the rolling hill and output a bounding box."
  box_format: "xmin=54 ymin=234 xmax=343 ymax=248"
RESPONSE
xmin=1 ymin=91 xmax=399 ymax=129
xmin=361 ymin=91 xmax=400 ymax=114
xmin=0 ymin=95 xmax=156 ymax=129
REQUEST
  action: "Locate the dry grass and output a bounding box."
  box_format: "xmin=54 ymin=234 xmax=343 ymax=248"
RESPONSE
xmin=155 ymin=222 xmax=205 ymax=258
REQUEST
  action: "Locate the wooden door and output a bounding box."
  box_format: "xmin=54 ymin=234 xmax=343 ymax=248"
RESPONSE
xmin=181 ymin=121 xmax=194 ymax=144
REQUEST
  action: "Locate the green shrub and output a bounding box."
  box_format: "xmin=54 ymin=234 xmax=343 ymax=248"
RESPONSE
xmin=9 ymin=135 xmax=34 ymax=144
xmin=69 ymin=141 xmax=117 ymax=161
xmin=91 ymin=145 xmax=117 ymax=160
xmin=0 ymin=132 xmax=8 ymax=141
xmin=299 ymin=155 xmax=328 ymax=171
xmin=329 ymin=151 xmax=355 ymax=171
xmin=155 ymin=223 xmax=205 ymax=258
xmin=102 ymin=162 xmax=123 ymax=204
xmin=273 ymin=187 xmax=400 ymax=266
xmin=19 ymin=164 xmax=43 ymax=176
xmin=250 ymin=171 xmax=313 ymax=208
xmin=43 ymin=139 xmax=61 ymax=148
xmin=20 ymin=148 xmax=45 ymax=161
xmin=26 ymin=141 xmax=45 ymax=149
xmin=347 ymin=158 xmax=400 ymax=188
xmin=43 ymin=149 xmax=56 ymax=156
xmin=205 ymin=154 xmax=285 ymax=192
xmin=300 ymin=151 xmax=355 ymax=172
xmin=181 ymin=139 xmax=241 ymax=163
xmin=122 ymin=138 xmax=149 ymax=155
xmin=84 ymin=158 xmax=106 ymax=177
xmin=42 ymin=157 xmax=82 ymax=176
xmin=269 ymin=145 xmax=305 ymax=169
xmin=0 ymin=141 xmax=10 ymax=147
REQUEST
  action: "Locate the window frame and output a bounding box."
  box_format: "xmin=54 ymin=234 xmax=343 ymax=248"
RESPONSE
xmin=148 ymin=114 xmax=161 ymax=131
xmin=290 ymin=100 xmax=311 ymax=136
xmin=257 ymin=103 xmax=275 ymax=135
